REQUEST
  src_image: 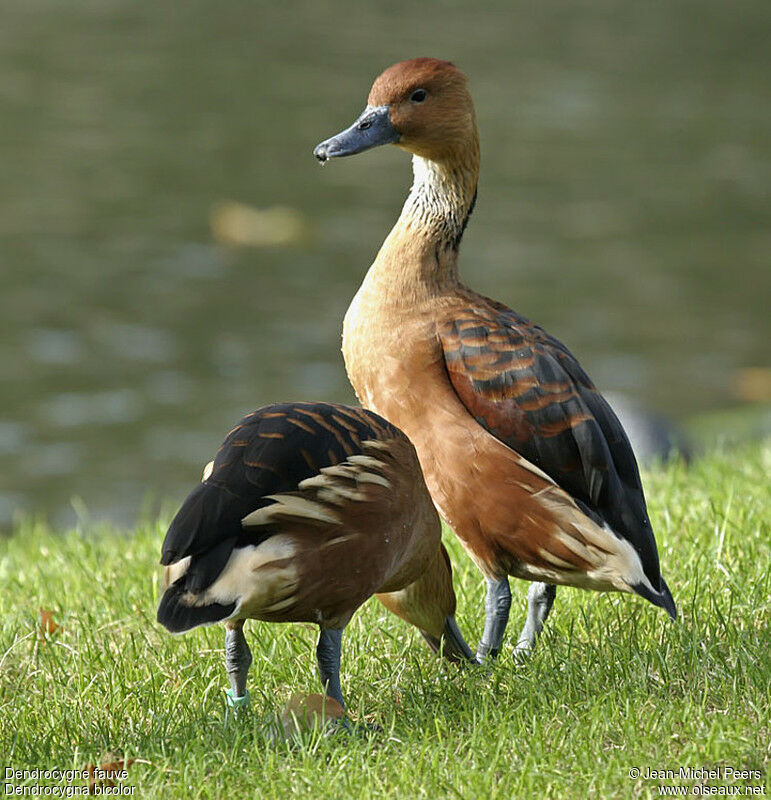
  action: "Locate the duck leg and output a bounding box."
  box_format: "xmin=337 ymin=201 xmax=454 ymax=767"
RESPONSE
xmin=513 ymin=582 xmax=556 ymax=655
xmin=475 ymin=577 xmax=512 ymax=662
xmin=316 ymin=627 xmax=383 ymax=735
xmin=316 ymin=627 xmax=345 ymax=709
xmin=224 ymin=621 xmax=252 ymax=707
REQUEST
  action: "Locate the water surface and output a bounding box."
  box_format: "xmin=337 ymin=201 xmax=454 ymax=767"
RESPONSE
xmin=1 ymin=0 xmax=769 ymax=527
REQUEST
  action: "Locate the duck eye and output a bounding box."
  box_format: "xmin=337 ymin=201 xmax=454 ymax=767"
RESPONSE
xmin=410 ymin=89 xmax=427 ymax=103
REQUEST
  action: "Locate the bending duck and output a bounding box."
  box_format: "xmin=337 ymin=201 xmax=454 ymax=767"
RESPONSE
xmin=157 ymin=401 xmax=473 ymax=712
xmin=314 ymin=58 xmax=676 ymax=662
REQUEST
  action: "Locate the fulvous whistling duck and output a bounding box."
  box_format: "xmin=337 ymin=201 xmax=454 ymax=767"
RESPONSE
xmin=157 ymin=402 xmax=474 ymax=713
xmin=314 ymin=58 xmax=677 ymax=662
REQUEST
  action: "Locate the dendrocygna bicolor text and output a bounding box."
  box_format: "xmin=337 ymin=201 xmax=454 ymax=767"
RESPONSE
xmin=314 ymin=58 xmax=676 ymax=662
xmin=157 ymin=402 xmax=474 ymax=712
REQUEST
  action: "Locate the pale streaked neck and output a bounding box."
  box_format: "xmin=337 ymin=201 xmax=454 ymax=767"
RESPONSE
xmin=400 ymin=154 xmax=479 ymax=252
xmin=367 ymin=145 xmax=479 ymax=298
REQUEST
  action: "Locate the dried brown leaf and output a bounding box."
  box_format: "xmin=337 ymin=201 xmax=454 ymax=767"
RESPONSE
xmin=86 ymin=758 xmax=135 ymax=794
xmin=39 ymin=609 xmax=60 ymax=641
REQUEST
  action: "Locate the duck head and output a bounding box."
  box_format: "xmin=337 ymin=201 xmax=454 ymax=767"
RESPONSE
xmin=376 ymin=543 xmax=475 ymax=663
xmin=314 ymin=58 xmax=477 ymax=165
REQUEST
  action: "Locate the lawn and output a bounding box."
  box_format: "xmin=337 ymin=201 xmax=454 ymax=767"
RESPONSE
xmin=1 ymin=441 xmax=768 ymax=798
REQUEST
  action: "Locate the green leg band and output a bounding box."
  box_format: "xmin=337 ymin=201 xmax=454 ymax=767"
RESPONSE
xmin=225 ymin=688 xmax=251 ymax=708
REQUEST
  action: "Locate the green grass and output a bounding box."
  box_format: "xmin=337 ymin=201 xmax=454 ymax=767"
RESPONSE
xmin=1 ymin=442 xmax=769 ymax=799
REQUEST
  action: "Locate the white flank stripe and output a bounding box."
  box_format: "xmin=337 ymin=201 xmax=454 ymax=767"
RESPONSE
xmin=241 ymin=495 xmax=341 ymax=527
xmin=347 ymin=454 xmax=386 ymax=470
xmin=355 ymin=471 xmax=391 ymax=488
xmin=164 ymin=556 xmax=191 ymax=588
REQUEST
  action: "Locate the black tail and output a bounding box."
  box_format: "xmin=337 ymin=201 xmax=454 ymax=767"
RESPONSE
xmin=157 ymin=579 xmax=237 ymax=634
xmin=160 ymin=482 xmax=246 ymax=568
xmin=658 ymin=578 xmax=677 ymax=620
xmin=631 ymin=576 xmax=677 ymax=621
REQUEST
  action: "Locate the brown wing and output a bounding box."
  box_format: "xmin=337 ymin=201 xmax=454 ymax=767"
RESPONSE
xmin=439 ymin=297 xmax=663 ymax=588
xmin=159 ymin=402 xmax=403 ymax=591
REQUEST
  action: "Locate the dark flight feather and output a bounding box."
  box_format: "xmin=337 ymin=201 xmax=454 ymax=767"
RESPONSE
xmin=159 ymin=403 xmax=401 ymax=595
xmin=439 ymin=299 xmax=664 ymax=591
xmin=156 ymin=578 xmax=236 ymax=633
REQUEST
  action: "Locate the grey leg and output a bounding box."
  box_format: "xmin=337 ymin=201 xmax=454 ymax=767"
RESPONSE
xmin=225 ymin=623 xmax=252 ymax=707
xmin=316 ymin=627 xmax=345 ymax=710
xmin=476 ymin=577 xmax=512 ymax=662
xmin=513 ymin=582 xmax=556 ymax=655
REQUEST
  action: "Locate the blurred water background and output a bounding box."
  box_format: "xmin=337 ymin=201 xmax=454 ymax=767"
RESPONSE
xmin=1 ymin=0 xmax=769 ymax=530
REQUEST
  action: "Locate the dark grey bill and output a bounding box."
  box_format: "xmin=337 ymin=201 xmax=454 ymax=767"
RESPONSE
xmin=313 ymin=105 xmax=399 ymax=162
xmin=420 ymin=615 xmax=477 ymax=664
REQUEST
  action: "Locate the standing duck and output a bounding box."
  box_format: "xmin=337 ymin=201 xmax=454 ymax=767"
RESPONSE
xmin=157 ymin=402 xmax=474 ymax=713
xmin=314 ymin=58 xmax=676 ymax=662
